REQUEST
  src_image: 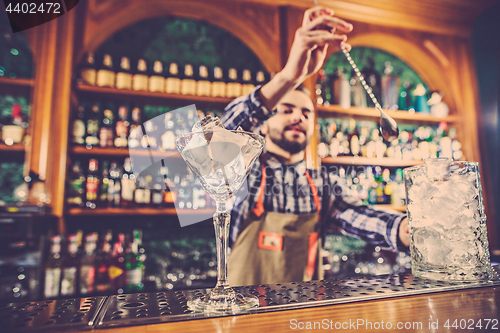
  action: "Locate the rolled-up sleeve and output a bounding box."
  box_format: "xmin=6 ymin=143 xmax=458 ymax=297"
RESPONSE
xmin=322 ymin=171 xmax=407 ymax=251
xmin=335 ymin=205 xmax=406 ymax=251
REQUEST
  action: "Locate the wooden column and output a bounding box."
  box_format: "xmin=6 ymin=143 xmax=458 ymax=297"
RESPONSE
xmin=24 ymin=6 xmax=77 ymax=233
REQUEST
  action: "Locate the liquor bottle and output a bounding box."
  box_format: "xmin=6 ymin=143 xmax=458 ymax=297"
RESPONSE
xmin=85 ymin=103 xmax=100 ymax=147
xmin=94 ymin=231 xmax=112 ymax=293
xmin=391 ymin=168 xmax=405 ymax=206
xmin=315 ymin=69 xmax=330 ymax=106
xmin=161 ymin=112 xmax=176 ymax=150
xmin=151 ymin=182 xmax=163 ymax=208
xmin=151 ymin=166 xmax=166 ymax=208
xmin=381 ymin=61 xmax=400 ymax=110
xmin=44 ymin=235 xmax=62 ymax=298
xmin=125 ymin=233 xmax=144 ymax=293
xmin=398 ymin=78 xmax=414 ymax=111
xmin=99 ymin=106 xmax=114 ymax=148
xmin=361 ymin=58 xmax=381 ymax=108
xmin=162 ymin=168 xmax=177 ymax=208
xmin=211 ymin=66 xmax=226 ymax=97
xmin=96 ymin=54 xmax=115 ymax=88
xmin=133 ymin=229 xmax=146 ymax=267
xmin=413 ymin=84 xmax=430 ymax=113
xmin=241 ymin=69 xmax=255 ymax=96
xmin=115 ymin=56 xmax=132 ymax=90
xmin=365 ymin=166 xmax=377 ymax=205
xmin=128 ymin=107 xmax=142 ymax=148
xmin=99 ymin=161 xmax=110 ymax=207
xmin=177 ymin=173 xmax=192 ymax=209
xmin=79 ymin=233 xmax=97 ymax=295
xmin=174 ymin=112 xmax=189 ymax=136
xmin=350 ymin=69 xmax=367 ymax=108
xmin=60 ymin=234 xmax=80 ymax=297
xmin=187 ymin=108 xmax=199 ymax=129
xmin=332 ymin=67 xmax=351 ymax=109
xmin=180 ymin=64 xmax=196 ymax=95
xmin=347 ymin=119 xmax=360 ymax=157
xmin=165 ymin=62 xmax=181 ymax=94
xmin=132 ymin=59 xmax=149 ymax=91
xmin=149 ymin=60 xmax=165 ymax=93
xmin=79 ymin=52 xmax=97 ymax=86
xmin=108 ymin=161 xmax=121 ymax=208
xmin=255 ymin=70 xmax=266 ymax=86
xmin=114 ymin=105 xmax=129 ymax=148
xmin=109 ymin=234 xmax=126 ymax=294
xmin=2 ymin=103 xmax=25 ymax=145
xmin=71 ymin=106 xmax=86 ymax=145
xmin=381 ymin=168 xmax=392 ymax=204
xmin=226 ymin=68 xmax=242 ymax=98
xmin=86 ymin=159 xmax=100 ymax=209
xmin=121 ymin=157 xmax=136 ymax=207
xmin=141 ymin=120 xmax=158 ymax=149
xmin=134 ymin=174 xmax=151 ymax=207
xmin=66 ymin=161 xmax=86 ymax=208
xmin=196 ymin=65 xmax=211 ymax=96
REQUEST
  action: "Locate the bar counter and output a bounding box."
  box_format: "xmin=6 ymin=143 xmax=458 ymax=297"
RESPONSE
xmin=79 ymin=286 xmax=500 ymax=333
xmin=3 ymin=267 xmax=500 ymax=332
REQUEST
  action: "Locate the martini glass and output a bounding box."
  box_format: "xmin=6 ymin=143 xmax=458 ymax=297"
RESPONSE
xmin=175 ymin=129 xmax=265 ymax=313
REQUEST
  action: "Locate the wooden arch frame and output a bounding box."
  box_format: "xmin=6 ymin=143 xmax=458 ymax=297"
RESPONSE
xmin=81 ymin=0 xmax=282 ymax=74
xmin=345 ymin=32 xmax=456 ymax=111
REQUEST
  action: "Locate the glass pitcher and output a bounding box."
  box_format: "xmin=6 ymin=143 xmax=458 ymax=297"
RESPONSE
xmin=404 ymin=158 xmax=492 ymax=281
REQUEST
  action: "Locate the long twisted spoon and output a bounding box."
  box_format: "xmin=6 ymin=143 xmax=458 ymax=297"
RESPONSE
xmin=312 ymin=0 xmax=399 ymax=141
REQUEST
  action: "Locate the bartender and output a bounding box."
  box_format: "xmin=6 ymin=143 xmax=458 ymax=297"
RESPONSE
xmin=221 ymin=6 xmax=409 ymax=286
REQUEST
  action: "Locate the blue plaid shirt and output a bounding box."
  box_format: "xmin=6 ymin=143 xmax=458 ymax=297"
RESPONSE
xmin=221 ymin=87 xmax=406 ymax=251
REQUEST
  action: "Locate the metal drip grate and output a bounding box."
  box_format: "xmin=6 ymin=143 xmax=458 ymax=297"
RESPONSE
xmin=1 ymin=266 xmax=499 ymax=331
xmin=0 ymin=296 xmax=107 ymax=332
xmin=96 ymin=265 xmax=500 ymax=329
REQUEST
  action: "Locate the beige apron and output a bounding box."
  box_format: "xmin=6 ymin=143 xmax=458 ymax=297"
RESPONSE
xmin=227 ymin=159 xmax=322 ymax=286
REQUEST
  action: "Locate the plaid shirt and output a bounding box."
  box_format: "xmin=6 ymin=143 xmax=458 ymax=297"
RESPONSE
xmin=221 ymin=87 xmax=406 ymax=251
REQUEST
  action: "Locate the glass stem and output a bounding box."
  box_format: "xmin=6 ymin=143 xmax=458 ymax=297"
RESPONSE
xmin=213 ymin=200 xmax=231 ymax=291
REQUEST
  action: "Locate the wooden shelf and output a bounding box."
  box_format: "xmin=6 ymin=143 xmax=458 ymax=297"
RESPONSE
xmin=67 ymin=207 xmax=215 ymax=216
xmin=321 ymin=156 xmax=423 ymax=168
xmin=317 ymin=104 xmax=462 ymax=124
xmin=0 ymin=77 xmax=34 ymax=95
xmin=0 ymin=77 xmax=34 ymax=88
xmin=70 ymin=146 xmax=181 ymax=158
xmin=372 ymin=204 xmax=407 ymax=212
xmin=76 ymin=83 xmax=233 ymax=106
xmin=0 ymin=142 xmax=25 ymax=153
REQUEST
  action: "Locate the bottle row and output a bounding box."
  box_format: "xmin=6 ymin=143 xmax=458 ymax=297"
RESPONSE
xmin=316 ymin=63 xmax=449 ymax=117
xmin=318 ymin=118 xmax=463 ymax=161
xmin=71 ymin=101 xmax=221 ymax=150
xmin=336 ymin=165 xmax=406 ymax=206
xmin=78 ymin=52 xmax=268 ymax=98
xmin=44 ymin=230 xmax=145 ymax=299
xmin=66 ymin=157 xmax=215 ymax=210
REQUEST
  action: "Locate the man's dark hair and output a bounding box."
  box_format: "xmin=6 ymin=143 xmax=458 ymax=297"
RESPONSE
xmin=295 ymin=84 xmax=311 ymax=97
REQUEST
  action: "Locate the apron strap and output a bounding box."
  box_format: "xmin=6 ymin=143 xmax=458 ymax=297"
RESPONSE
xmin=252 ymin=160 xmax=267 ymax=218
xmin=304 ymin=170 xmax=321 ymax=221
xmin=253 ymin=160 xmax=321 ymax=219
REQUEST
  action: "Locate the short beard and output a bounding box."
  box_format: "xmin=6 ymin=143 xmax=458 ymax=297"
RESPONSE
xmin=269 ymin=128 xmax=309 ymax=154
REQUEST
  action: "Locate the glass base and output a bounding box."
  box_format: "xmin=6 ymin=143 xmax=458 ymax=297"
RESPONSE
xmin=412 ymin=264 xmax=493 ymax=281
xmin=187 ymin=288 xmax=259 ymax=314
